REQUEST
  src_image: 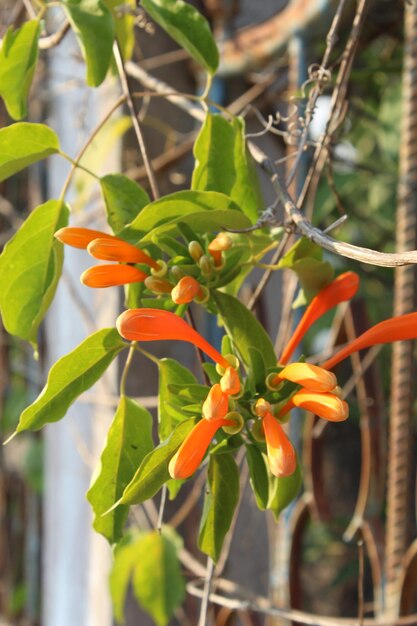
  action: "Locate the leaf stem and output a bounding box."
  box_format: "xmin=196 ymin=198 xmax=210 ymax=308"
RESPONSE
xmin=120 ymin=342 xmax=137 ymax=396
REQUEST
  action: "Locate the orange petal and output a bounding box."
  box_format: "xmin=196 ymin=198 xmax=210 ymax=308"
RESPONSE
xmin=171 ymin=276 xmax=202 ymax=304
xmin=321 ymin=311 xmax=417 ymax=371
xmin=202 ymin=384 xmax=229 ymax=420
xmin=263 ymin=411 xmax=296 ymax=477
xmin=54 ymin=227 xmax=114 ymax=249
xmin=168 ymin=417 xmax=228 ymax=479
xmin=87 ymin=238 xmax=158 ymax=268
xmin=80 ymin=265 xmax=147 ymax=288
xmin=277 ymin=363 xmax=337 ymax=392
xmin=220 ymin=367 xmax=240 ymax=395
xmin=280 ymin=272 xmax=360 ymax=364
xmin=116 ymin=309 xmax=230 ymax=369
xmin=292 ymin=389 xmax=349 ymax=422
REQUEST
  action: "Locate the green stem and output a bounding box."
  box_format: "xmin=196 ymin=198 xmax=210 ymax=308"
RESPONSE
xmin=120 ymin=343 xmax=137 ymax=396
xmin=135 ymin=345 xmax=161 ymax=366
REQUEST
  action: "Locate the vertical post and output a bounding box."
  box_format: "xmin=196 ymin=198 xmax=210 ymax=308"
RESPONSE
xmin=42 ymin=26 xmax=118 ymax=626
xmin=385 ymin=3 xmax=417 ymax=616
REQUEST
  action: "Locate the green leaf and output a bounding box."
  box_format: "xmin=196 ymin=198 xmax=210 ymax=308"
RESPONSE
xmin=61 ymin=0 xmax=115 ymax=87
xmin=100 ymin=174 xmax=150 ymax=234
xmin=278 ymin=237 xmax=334 ymax=302
xmin=158 ymin=358 xmax=198 ymax=441
xmin=192 ymin=114 xmax=262 ymax=223
xmin=213 ymin=291 xmax=276 ymax=369
xmin=120 ymin=190 xmax=251 ymax=244
xmin=87 ymin=396 xmax=153 ymax=544
xmin=246 ymin=444 xmax=269 ymax=510
xmin=110 ymin=533 xmax=143 ymax=623
xmin=14 ymin=329 xmax=126 ymax=435
xmin=268 ymin=460 xmax=302 ymax=520
xmin=198 ymin=454 xmax=239 ymax=562
xmin=247 ymin=347 xmax=267 ymax=392
xmin=0 ymin=123 xmax=60 ymax=182
xmin=141 ymin=0 xmax=218 ymax=75
xmin=104 ymin=0 xmax=135 ymax=61
xmin=119 ymin=418 xmax=197 ymax=505
xmin=0 ymin=199 xmax=69 ymax=344
xmin=131 ymin=529 xmax=185 ymax=626
xmin=0 ymin=20 xmax=40 ymax=120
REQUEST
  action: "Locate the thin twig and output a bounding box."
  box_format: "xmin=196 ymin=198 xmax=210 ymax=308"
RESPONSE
xmin=358 ymin=539 xmax=365 ymax=626
xmin=247 ymin=232 xmax=290 ymax=311
xmin=113 ymin=42 xmax=160 ymax=200
xmin=39 ymin=21 xmax=70 ymax=49
xmin=157 ymin=484 xmax=167 ymax=532
xmin=198 ymin=557 xmax=215 ymax=626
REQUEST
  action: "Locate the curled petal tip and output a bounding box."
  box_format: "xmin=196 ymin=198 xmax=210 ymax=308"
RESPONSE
xmin=54 ymin=227 xmax=114 ymax=249
xmin=292 ymin=389 xmax=349 ymax=422
xmin=278 ymin=363 xmax=337 ymax=393
xmin=80 ymin=264 xmax=148 ymax=288
xmin=263 ymin=411 xmax=296 ymax=477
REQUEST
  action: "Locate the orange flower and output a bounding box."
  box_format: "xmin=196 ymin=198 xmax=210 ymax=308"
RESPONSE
xmin=291 ymin=389 xmax=349 ymax=422
xmin=81 ymin=265 xmax=148 ymax=288
xmin=279 ymin=271 xmax=359 ymax=365
xmin=55 ymin=227 xmax=115 ymax=249
xmin=254 ymin=400 xmax=296 ymax=477
xmin=87 ymin=237 xmax=158 ymax=269
xmin=263 ymin=411 xmax=296 ymax=477
xmin=168 ymin=416 xmax=236 ymax=480
xmin=55 ymin=227 xmax=159 ymax=288
xmin=220 ymin=367 xmax=241 ymax=396
xmin=208 ymin=233 xmax=232 ymax=267
xmin=202 ymin=383 xmax=229 ymax=420
xmin=171 ymin=276 xmax=205 ymax=304
xmin=273 ymin=362 xmax=337 ymax=392
xmin=116 ymin=308 xmax=231 ymax=370
xmin=321 ymin=311 xmax=417 ymax=371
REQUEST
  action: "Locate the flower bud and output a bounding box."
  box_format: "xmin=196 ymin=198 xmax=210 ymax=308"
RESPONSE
xmin=170 ymin=265 xmax=185 ymax=281
xmin=171 ymin=276 xmax=203 ymax=304
xmin=199 ymin=254 xmax=214 ymax=277
xmin=188 ymin=241 xmax=204 ymax=262
xmin=144 ymin=276 xmax=173 ymax=294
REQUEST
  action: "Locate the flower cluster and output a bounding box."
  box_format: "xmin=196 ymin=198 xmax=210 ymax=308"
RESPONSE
xmin=55 ymin=227 xmax=233 ymax=306
xmin=116 ymin=269 xmax=417 ymax=483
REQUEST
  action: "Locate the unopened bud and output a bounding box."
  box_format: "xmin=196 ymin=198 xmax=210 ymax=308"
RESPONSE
xmin=208 ymin=233 xmax=232 ymax=267
xmin=202 ymin=384 xmax=229 ymax=421
xmin=188 ymin=241 xmax=204 ymax=262
xmin=171 ymin=276 xmax=203 ymax=304
xmin=144 ymin=276 xmax=173 ymax=294
xmin=199 ymin=254 xmax=214 ymax=277
xmin=170 ymin=265 xmax=185 ymax=281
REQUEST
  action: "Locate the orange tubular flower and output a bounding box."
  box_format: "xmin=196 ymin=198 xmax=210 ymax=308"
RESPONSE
xmin=291 ymin=389 xmax=349 ymax=422
xmin=276 ymin=363 xmax=337 ymax=393
xmin=220 ymin=367 xmax=241 ymax=396
xmin=321 ymin=311 xmax=417 ymax=371
xmin=208 ymin=233 xmax=232 ymax=267
xmin=171 ymin=276 xmax=204 ymax=304
xmin=279 ymin=271 xmax=360 ymax=365
xmin=262 ymin=410 xmax=297 ymax=478
xmin=81 ymin=265 xmax=148 ymax=288
xmin=87 ymin=238 xmax=159 ymax=269
xmin=168 ymin=416 xmax=235 ymax=480
xmin=55 ymin=227 xmax=115 ymax=249
xmin=116 ymin=308 xmax=231 ymax=370
xmin=202 ymin=384 xmax=229 ymax=420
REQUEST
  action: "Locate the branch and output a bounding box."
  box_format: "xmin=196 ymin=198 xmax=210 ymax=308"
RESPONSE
xmin=125 ymin=58 xmax=417 ymax=268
